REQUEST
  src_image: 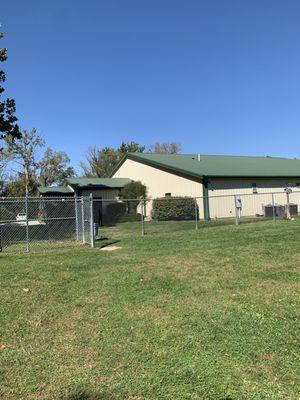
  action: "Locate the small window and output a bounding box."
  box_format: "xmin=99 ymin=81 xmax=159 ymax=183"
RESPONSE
xmin=165 ymin=193 xmax=171 ymax=197
xmin=252 ymin=183 xmax=257 ymax=194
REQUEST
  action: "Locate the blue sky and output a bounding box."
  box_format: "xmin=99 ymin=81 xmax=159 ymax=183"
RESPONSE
xmin=2 ymin=0 xmax=300 ymax=170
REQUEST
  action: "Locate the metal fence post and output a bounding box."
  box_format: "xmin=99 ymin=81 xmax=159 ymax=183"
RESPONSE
xmin=286 ymin=189 xmax=291 ymax=219
xmin=75 ymin=196 xmax=79 ymax=240
xmin=0 ymin=199 xmax=2 ymax=252
xmin=81 ymin=197 xmax=85 ymax=244
xmin=234 ymin=195 xmax=239 ymax=225
xmin=194 ymin=198 xmax=198 ymax=230
xmin=25 ymin=195 xmax=30 ymax=252
xmin=272 ymin=193 xmax=276 ymax=221
xmin=141 ymin=199 xmax=145 ymax=236
xmin=90 ymin=194 xmax=94 ymax=248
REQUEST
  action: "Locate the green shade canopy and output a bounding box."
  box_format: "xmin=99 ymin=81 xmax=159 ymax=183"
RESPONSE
xmin=38 ymin=186 xmax=73 ymax=194
xmin=38 ymin=178 xmax=132 ymax=195
xmin=67 ymin=177 xmax=132 ymax=189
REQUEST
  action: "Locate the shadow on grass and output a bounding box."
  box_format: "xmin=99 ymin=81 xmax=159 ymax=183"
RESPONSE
xmin=94 ymin=236 xmax=121 ymax=249
xmin=63 ymin=389 xmax=117 ymax=400
xmin=63 ymin=389 xmax=233 ymax=400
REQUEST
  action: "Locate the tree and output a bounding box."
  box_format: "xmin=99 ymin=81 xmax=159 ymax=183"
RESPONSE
xmin=3 ymin=172 xmax=38 ymax=197
xmin=79 ymin=146 xmax=120 ymax=178
xmin=120 ymin=181 xmax=147 ymax=214
xmin=0 ymin=153 xmax=8 ymax=194
xmin=4 ymin=129 xmax=75 ymax=195
xmin=5 ymin=128 xmax=44 ymax=196
xmin=80 ymin=141 xmax=145 ymax=178
xmin=118 ymin=141 xmax=145 ymax=154
xmin=0 ymin=150 xmax=9 ymax=185
xmin=39 ymin=148 xmax=75 ymax=186
xmin=150 ymin=142 xmax=181 ymax=154
xmin=0 ymin=32 xmax=20 ymax=148
xmin=121 ymin=181 xmax=147 ymax=199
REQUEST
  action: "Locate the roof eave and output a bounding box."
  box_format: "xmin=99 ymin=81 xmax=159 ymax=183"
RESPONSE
xmin=204 ymin=174 xmax=300 ymax=179
xmin=109 ymin=153 xmax=128 ymax=177
xmin=111 ymin=153 xmax=204 ymax=182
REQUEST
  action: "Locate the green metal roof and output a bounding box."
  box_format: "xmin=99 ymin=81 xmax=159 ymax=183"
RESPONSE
xmin=67 ymin=177 xmax=132 ymax=189
xmin=112 ymin=153 xmax=300 ymax=179
xmin=38 ymin=186 xmax=73 ymax=194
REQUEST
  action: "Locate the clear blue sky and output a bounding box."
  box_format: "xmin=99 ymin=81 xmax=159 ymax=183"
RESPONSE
xmin=2 ymin=0 xmax=300 ymax=170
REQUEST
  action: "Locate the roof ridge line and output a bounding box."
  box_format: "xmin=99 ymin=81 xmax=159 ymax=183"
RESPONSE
xmin=128 ymin=152 xmax=296 ymax=160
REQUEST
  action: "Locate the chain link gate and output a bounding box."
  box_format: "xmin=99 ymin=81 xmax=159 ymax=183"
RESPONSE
xmin=0 ymin=196 xmax=94 ymax=253
xmin=75 ymin=195 xmax=94 ymax=248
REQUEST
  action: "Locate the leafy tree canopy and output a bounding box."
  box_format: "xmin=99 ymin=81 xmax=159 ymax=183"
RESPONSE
xmin=0 ymin=32 xmax=20 ymax=147
xmin=3 ymin=172 xmax=38 ymax=197
xmin=150 ymin=142 xmax=181 ymax=154
xmin=39 ymin=148 xmax=75 ymax=187
xmin=121 ymin=181 xmax=147 ymax=199
xmin=80 ymin=141 xmax=145 ymax=178
xmin=5 ymin=128 xmax=44 ymax=195
xmin=119 ymin=141 xmax=145 ymax=154
xmin=3 ymin=129 xmax=75 ymax=196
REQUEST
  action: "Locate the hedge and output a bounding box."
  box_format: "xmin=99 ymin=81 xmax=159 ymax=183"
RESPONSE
xmin=152 ymin=196 xmax=198 ymax=221
xmin=104 ymin=202 xmax=126 ymax=223
xmin=104 ymin=202 xmax=142 ymax=224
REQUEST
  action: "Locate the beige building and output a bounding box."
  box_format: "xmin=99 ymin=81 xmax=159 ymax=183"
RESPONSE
xmin=111 ymin=153 xmax=300 ymax=219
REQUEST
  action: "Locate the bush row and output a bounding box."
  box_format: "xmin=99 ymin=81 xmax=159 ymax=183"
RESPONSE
xmin=104 ymin=196 xmax=198 ymax=223
xmin=152 ymin=197 xmax=197 ymax=221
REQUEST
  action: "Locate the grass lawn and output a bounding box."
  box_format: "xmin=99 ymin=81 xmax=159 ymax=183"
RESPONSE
xmin=0 ymin=220 xmax=299 ymax=399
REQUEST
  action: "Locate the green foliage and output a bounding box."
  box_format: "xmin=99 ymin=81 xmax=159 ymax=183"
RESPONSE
xmin=104 ymin=200 xmax=143 ymax=224
xmin=2 ymin=173 xmax=38 ymax=197
xmin=5 ymin=128 xmax=44 ymax=195
xmin=105 ymin=202 xmax=127 ymax=223
xmin=39 ymin=147 xmax=75 ymax=186
xmin=0 ymin=32 xmax=20 ymax=146
xmin=80 ymin=142 xmax=145 ymax=178
xmin=80 ymin=146 xmax=120 ymax=178
xmin=118 ymin=141 xmax=145 ymax=154
xmin=152 ymin=196 xmax=197 ymax=220
xmin=150 ymin=142 xmax=181 ymax=154
xmin=3 ymin=130 xmax=75 ymax=195
xmin=121 ymin=181 xmax=147 ymax=200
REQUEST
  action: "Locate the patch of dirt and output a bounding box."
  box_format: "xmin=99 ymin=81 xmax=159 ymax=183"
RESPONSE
xmin=101 ymin=245 xmax=122 ymax=252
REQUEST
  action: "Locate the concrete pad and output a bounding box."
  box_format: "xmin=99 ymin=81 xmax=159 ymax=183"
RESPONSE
xmin=100 ymin=245 xmax=122 ymax=252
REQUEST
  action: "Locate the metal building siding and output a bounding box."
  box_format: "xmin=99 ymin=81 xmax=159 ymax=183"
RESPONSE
xmin=81 ymin=189 xmax=119 ymax=199
xmin=207 ymin=178 xmax=295 ymax=218
xmin=112 ymin=158 xmax=204 ymax=217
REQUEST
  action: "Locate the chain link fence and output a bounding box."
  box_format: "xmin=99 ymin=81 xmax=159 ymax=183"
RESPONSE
xmin=1 ymin=190 xmax=299 ymax=253
xmin=0 ymin=196 xmax=94 ymax=253
xmin=97 ymin=190 xmax=300 ymax=239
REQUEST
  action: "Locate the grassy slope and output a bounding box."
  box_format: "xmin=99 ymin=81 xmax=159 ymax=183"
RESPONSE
xmin=0 ymin=220 xmax=299 ymax=399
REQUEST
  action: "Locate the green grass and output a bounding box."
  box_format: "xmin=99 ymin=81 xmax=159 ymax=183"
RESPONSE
xmin=100 ymin=216 xmax=266 ymax=239
xmin=0 ymin=220 xmax=299 ymax=399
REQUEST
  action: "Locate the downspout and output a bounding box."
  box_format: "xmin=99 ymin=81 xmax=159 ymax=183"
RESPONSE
xmin=202 ymin=179 xmax=210 ymax=220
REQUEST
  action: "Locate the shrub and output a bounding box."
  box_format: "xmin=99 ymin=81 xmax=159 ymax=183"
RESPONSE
xmin=152 ymin=196 xmax=198 ymax=221
xmin=105 ymin=202 xmax=126 ymax=223
xmin=121 ymin=181 xmax=147 ymax=200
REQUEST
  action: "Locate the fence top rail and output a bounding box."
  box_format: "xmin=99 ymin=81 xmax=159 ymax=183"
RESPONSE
xmin=0 ymin=197 xmax=76 ymax=202
xmin=1 ymin=189 xmax=300 ymax=203
xmin=87 ymin=190 xmax=300 ymax=202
